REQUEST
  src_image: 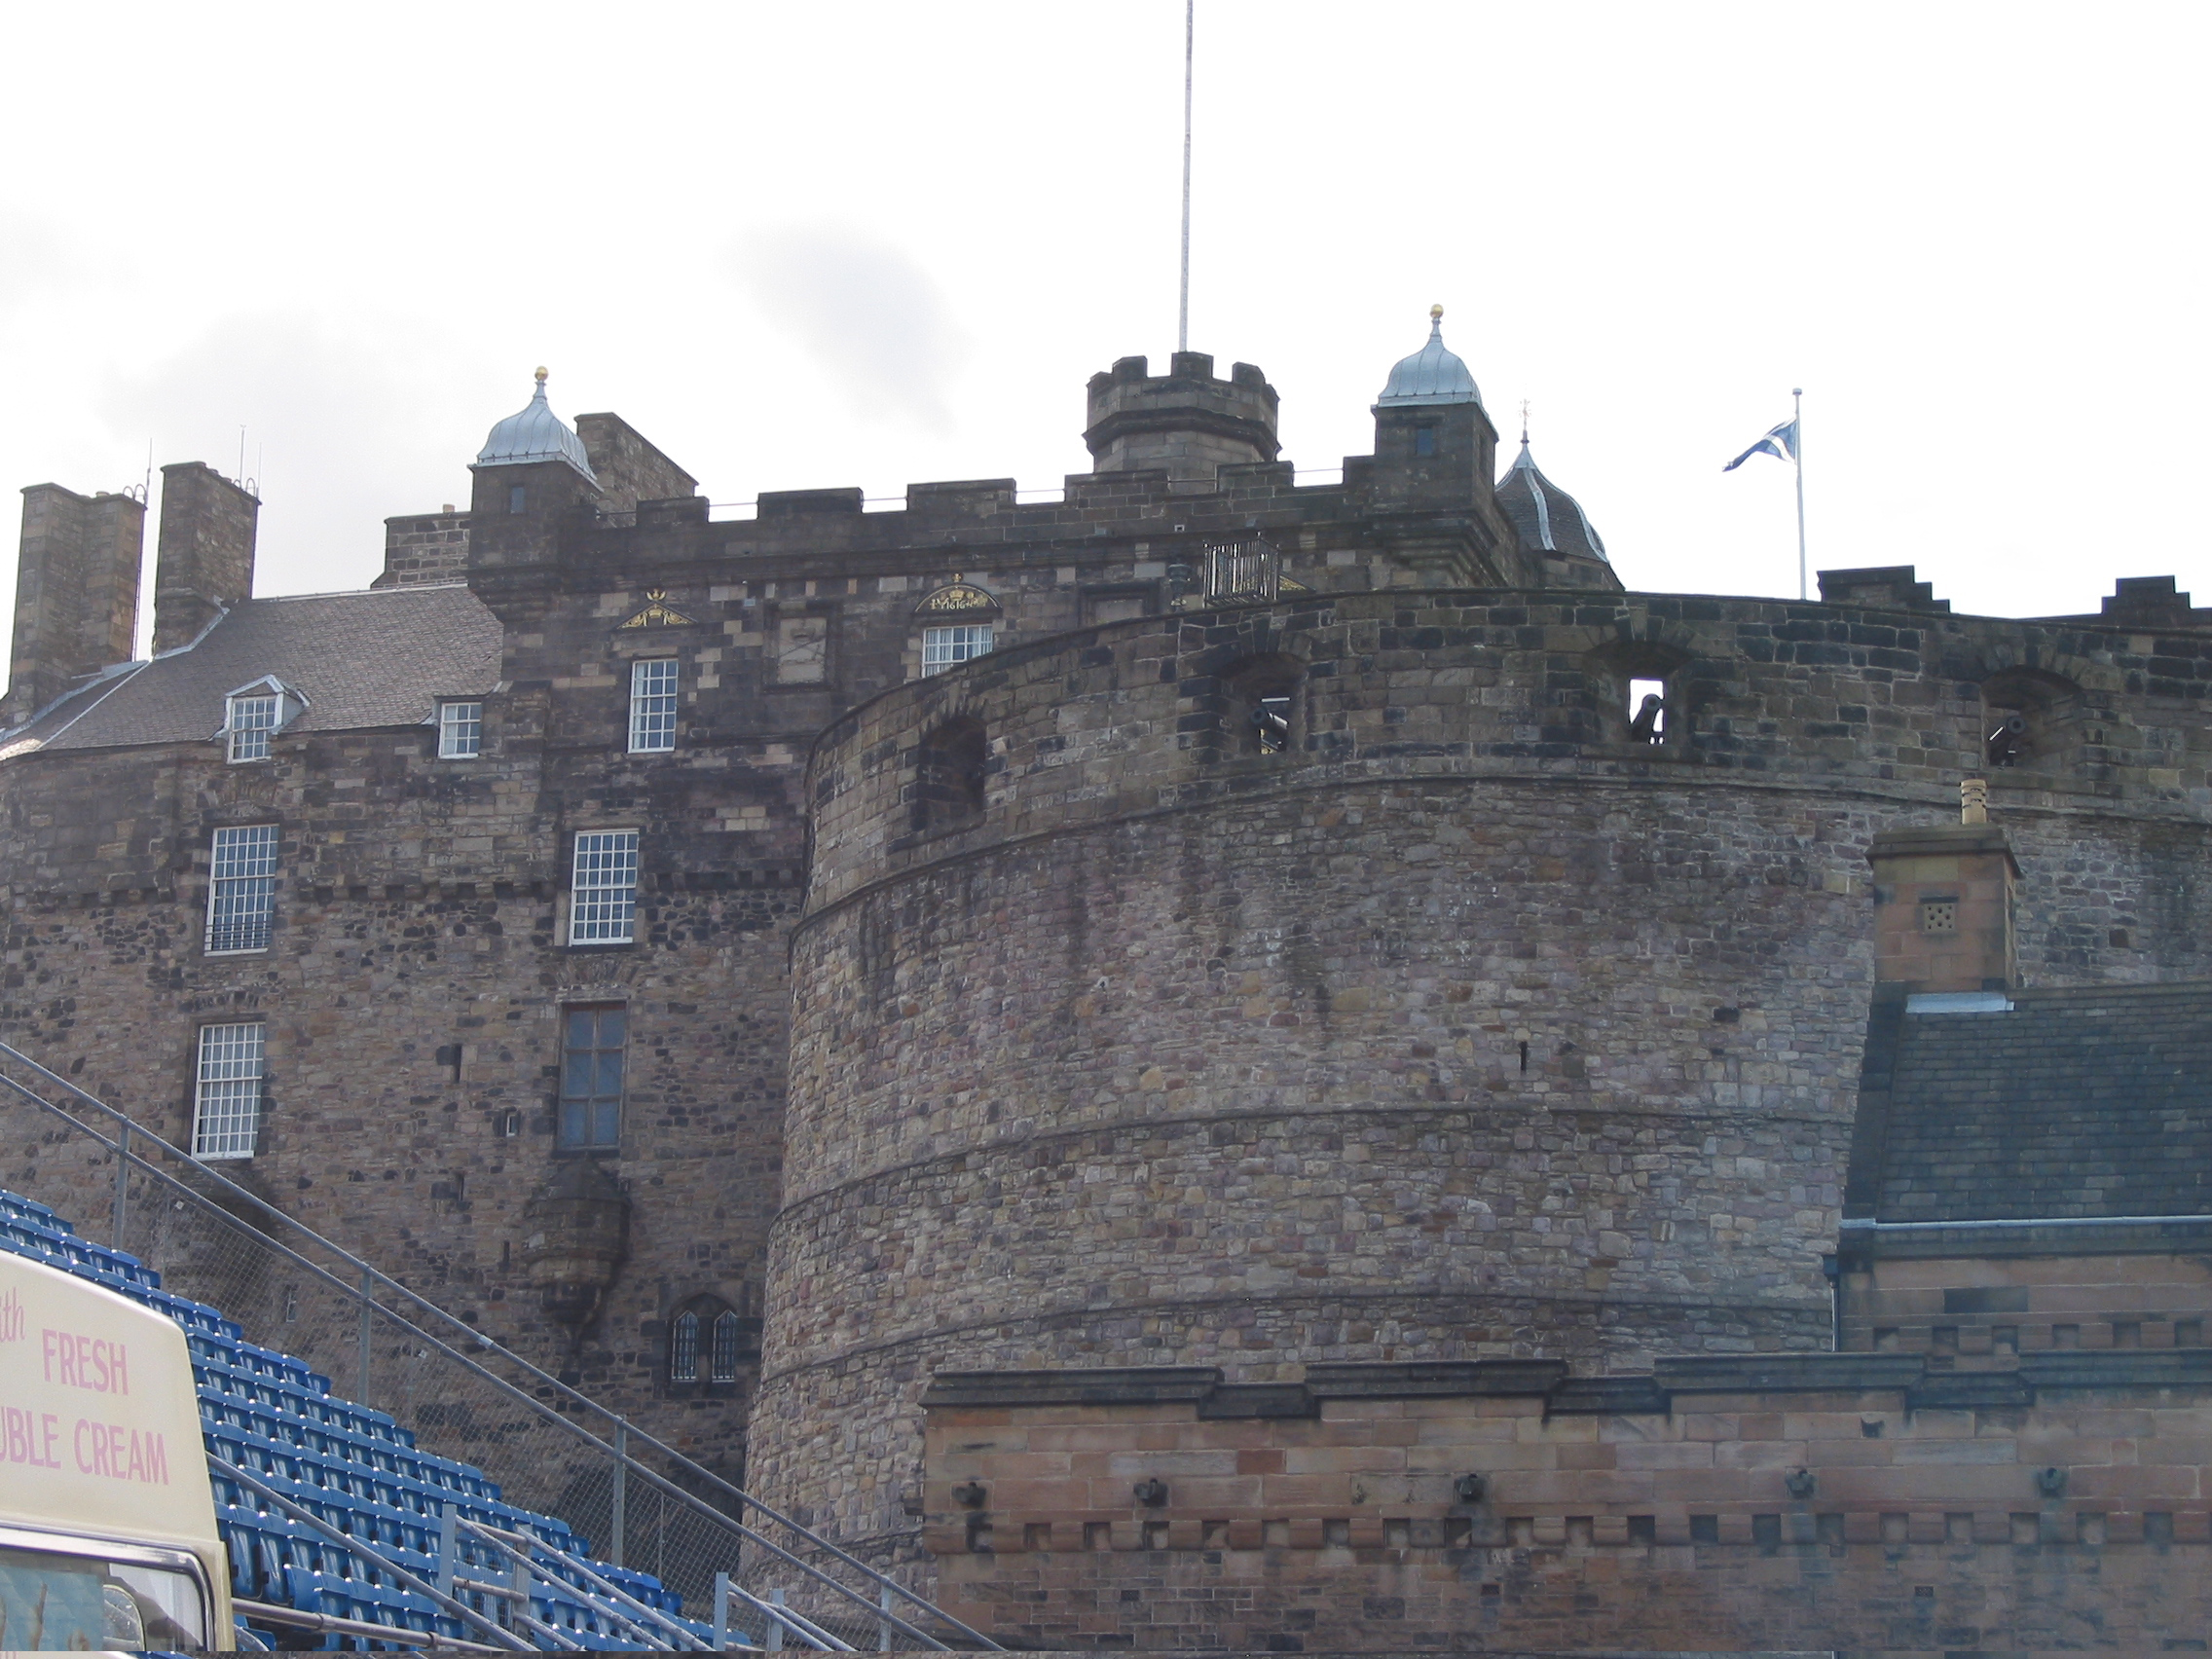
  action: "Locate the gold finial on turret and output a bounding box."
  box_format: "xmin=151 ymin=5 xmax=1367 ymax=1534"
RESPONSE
xmin=1430 ymin=304 xmax=1444 ymax=321
xmin=535 ymin=366 xmax=549 ymax=385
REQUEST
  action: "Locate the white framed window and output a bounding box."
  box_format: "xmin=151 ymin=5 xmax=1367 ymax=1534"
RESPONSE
xmin=226 ymin=694 xmax=279 ymax=762
xmin=206 ymin=825 xmax=278 ymax=954
xmin=629 ymin=659 xmax=678 ymax=753
xmin=570 ymin=830 xmax=640 ymax=944
xmin=922 ymin=624 xmax=993 ymax=676
xmin=192 ymin=1020 xmax=265 ymax=1160
xmin=438 ymin=701 xmax=483 ymax=758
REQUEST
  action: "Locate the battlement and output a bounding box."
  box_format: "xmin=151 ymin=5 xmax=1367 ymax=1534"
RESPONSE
xmin=1082 ymin=350 xmax=1280 ymax=486
xmin=805 ymin=587 xmax=2212 ymax=917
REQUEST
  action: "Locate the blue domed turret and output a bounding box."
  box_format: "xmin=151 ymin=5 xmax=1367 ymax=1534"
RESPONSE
xmin=475 ymin=368 xmax=598 ymax=485
xmin=1376 ymin=307 xmax=1481 ymax=409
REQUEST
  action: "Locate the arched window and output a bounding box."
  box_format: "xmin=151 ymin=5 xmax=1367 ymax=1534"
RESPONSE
xmin=667 ymin=1294 xmax=751 ymax=1388
xmin=669 ymin=1309 xmax=701 ymax=1383
xmin=1211 ymin=653 xmax=1305 ymax=760
xmin=913 ymin=717 xmax=989 ymax=831
xmin=711 ymin=1310 xmax=744 ymax=1383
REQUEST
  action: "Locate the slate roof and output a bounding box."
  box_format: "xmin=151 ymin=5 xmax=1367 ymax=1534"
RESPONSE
xmin=1495 ymin=440 xmax=1607 ymax=563
xmin=0 ymin=583 xmax=502 ymax=758
xmin=1853 ymin=982 xmax=2212 ymax=1222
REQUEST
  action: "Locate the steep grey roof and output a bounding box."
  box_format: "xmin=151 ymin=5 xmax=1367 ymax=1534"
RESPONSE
xmin=1495 ymin=440 xmax=1607 ymax=562
xmin=0 ymin=583 xmax=502 ymax=757
xmin=476 ymin=370 xmax=598 ymax=484
xmin=1858 ymin=983 xmax=2212 ymax=1222
xmin=1376 ymin=311 xmax=1481 ymax=408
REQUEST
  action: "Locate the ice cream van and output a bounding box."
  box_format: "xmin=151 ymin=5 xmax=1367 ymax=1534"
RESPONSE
xmin=0 ymin=1249 xmax=229 ymax=1652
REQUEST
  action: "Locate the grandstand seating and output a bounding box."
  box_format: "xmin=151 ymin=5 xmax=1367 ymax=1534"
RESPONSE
xmin=0 ymin=1188 xmax=727 ymax=1650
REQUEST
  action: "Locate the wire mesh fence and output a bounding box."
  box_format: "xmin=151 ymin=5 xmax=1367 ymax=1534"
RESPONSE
xmin=0 ymin=1043 xmax=988 ymax=1650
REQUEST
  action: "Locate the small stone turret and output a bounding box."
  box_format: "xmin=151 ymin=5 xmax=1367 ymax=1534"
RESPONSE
xmin=1083 ymin=351 xmax=1279 ymax=486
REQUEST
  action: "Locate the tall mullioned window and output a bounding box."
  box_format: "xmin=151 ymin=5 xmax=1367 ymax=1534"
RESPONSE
xmin=192 ymin=1021 xmax=265 ymax=1160
xmin=559 ymin=1004 xmax=626 ymax=1149
xmin=226 ymin=693 xmax=279 ymax=762
xmin=569 ymin=830 xmax=639 ymax=945
xmin=439 ymin=701 xmax=483 ymax=758
xmin=921 ymin=624 xmax=993 ymax=676
xmin=670 ymin=1310 xmax=701 ymax=1382
xmin=629 ymin=659 xmax=678 ymax=753
xmin=206 ymin=825 xmax=278 ymax=953
xmin=711 ymin=1309 xmax=744 ymax=1382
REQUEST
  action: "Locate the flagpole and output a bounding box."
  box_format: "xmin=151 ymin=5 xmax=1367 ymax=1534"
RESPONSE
xmin=1178 ymin=0 xmax=1194 ymax=353
xmin=1792 ymin=387 xmax=1806 ymax=601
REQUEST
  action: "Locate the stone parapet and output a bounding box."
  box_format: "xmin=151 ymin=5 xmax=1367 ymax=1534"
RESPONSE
xmin=922 ymin=1355 xmax=2212 ymax=1651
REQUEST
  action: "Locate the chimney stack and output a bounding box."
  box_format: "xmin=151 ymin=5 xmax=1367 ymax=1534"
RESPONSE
xmin=152 ymin=462 xmax=258 ymax=653
xmin=4 ymin=484 xmax=145 ymax=723
xmin=1865 ymin=782 xmax=2017 ymax=993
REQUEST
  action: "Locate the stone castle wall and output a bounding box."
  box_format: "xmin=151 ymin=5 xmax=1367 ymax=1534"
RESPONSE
xmin=755 ymin=589 xmax=2212 ymax=1558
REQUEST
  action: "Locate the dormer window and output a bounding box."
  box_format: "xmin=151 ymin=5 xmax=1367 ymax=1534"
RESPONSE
xmin=227 ymin=695 xmax=277 ymax=761
xmin=222 ymin=678 xmax=306 ymax=764
xmin=439 ymin=701 xmax=483 ymax=759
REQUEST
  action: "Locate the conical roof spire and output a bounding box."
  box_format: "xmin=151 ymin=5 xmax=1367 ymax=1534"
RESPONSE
xmin=1496 ymin=433 xmax=1607 ymax=562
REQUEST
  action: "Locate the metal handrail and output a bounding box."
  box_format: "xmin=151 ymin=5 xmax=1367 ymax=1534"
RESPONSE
xmin=460 ymin=1518 xmax=719 ymax=1652
xmin=0 ymin=1040 xmax=995 ymax=1649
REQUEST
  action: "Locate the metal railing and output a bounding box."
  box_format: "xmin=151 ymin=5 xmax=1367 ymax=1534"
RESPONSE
xmin=0 ymin=1040 xmax=994 ymax=1650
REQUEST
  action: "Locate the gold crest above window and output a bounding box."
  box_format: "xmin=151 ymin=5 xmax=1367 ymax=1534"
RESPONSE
xmin=617 ymin=589 xmax=696 ymax=629
xmin=913 ymin=583 xmax=1000 ymax=617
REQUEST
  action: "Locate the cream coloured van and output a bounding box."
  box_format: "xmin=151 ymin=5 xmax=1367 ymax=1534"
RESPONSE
xmin=0 ymin=1250 xmax=229 ymax=1652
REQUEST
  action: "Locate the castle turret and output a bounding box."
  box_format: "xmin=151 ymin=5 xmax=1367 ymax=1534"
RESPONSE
xmin=1353 ymin=308 xmax=1529 ymax=585
xmin=466 ymin=369 xmax=603 ymax=572
xmin=1083 ymin=351 xmax=1279 ymax=486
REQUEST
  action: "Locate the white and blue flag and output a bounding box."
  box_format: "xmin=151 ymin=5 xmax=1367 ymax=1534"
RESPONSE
xmin=1723 ymin=419 xmax=1798 ymax=471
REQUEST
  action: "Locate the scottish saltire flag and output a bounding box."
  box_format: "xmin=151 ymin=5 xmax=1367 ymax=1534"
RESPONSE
xmin=1724 ymin=419 xmax=1798 ymax=471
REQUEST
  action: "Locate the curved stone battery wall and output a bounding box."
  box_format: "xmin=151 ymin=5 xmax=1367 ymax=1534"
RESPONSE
xmin=750 ymin=590 xmax=2212 ymax=1547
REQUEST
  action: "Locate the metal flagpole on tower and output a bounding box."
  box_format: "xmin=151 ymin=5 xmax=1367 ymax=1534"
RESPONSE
xmin=1793 ymin=387 xmax=1806 ymax=601
xmin=1178 ymin=0 xmax=1194 ymax=353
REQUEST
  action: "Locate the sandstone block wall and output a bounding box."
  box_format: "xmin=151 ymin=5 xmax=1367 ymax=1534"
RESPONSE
xmin=921 ymin=1357 xmax=2212 ymax=1651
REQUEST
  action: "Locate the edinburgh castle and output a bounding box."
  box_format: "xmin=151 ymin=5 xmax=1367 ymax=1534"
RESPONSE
xmin=5 ymin=313 xmax=2211 ymax=1650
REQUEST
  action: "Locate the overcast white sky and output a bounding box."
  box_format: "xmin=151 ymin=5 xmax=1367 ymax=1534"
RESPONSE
xmin=1 ymin=0 xmax=2205 ymax=663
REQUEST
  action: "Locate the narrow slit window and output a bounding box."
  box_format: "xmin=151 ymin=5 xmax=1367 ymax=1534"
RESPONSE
xmin=569 ymin=830 xmax=639 ymax=944
xmin=711 ymin=1310 xmax=744 ymax=1382
xmin=1415 ymin=425 xmax=1436 ymax=457
xmin=1628 ymin=678 xmax=1668 ymax=743
xmin=921 ymin=624 xmax=993 ymax=676
xmin=227 ymin=694 xmax=280 ymax=763
xmin=206 ymin=824 xmax=278 ymax=953
xmin=439 ymin=701 xmax=483 ymax=758
xmin=193 ymin=1020 xmax=266 ymax=1160
xmin=558 ymin=1003 xmax=626 ymax=1148
xmin=670 ymin=1310 xmax=700 ymax=1382
xmin=629 ymin=659 xmax=678 ymax=753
